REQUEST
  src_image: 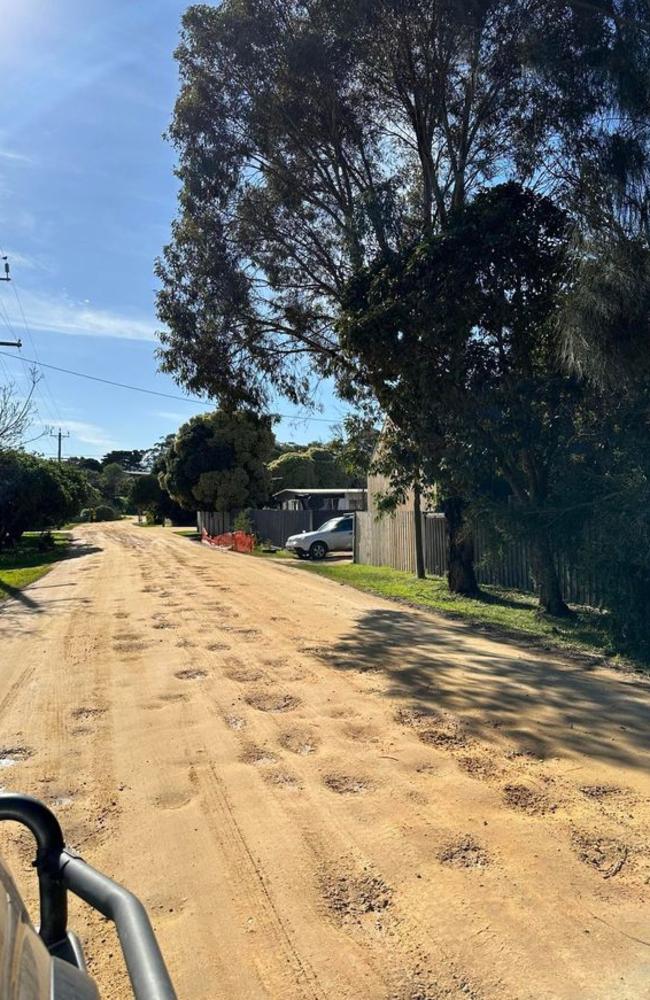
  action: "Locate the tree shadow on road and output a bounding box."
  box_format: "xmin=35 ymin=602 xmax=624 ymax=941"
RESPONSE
xmin=0 ymin=542 xmax=103 ymax=636
xmin=315 ymin=607 xmax=650 ymax=770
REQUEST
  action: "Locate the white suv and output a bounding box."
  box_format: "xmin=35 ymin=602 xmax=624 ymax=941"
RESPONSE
xmin=285 ymin=515 xmax=354 ymax=560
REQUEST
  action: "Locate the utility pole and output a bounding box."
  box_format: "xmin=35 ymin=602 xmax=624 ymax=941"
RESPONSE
xmin=0 ymin=257 xmax=21 ymax=346
xmin=49 ymin=427 xmax=70 ymax=463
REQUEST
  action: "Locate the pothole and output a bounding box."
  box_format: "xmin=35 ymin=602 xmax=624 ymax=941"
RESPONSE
xmin=226 ymin=667 xmax=264 ymax=683
xmin=456 ymin=755 xmax=498 ymax=781
xmin=245 ymin=691 xmax=300 ymax=713
xmin=224 ymin=714 xmax=246 ymax=731
xmin=71 ymin=707 xmax=107 ymax=721
xmin=417 ymin=723 xmax=467 ymax=750
xmin=240 ymin=744 xmax=278 ymax=766
xmin=321 ymin=867 xmax=392 ymax=925
xmin=262 ymin=769 xmax=301 ymax=789
xmin=572 ymin=832 xmax=629 ymax=878
xmin=438 ymin=835 xmax=489 ymax=869
xmin=231 ymin=627 xmax=261 ymax=640
xmin=206 ymin=642 xmax=230 ymax=652
xmin=279 ymin=730 xmax=320 ymax=755
xmin=154 ymin=790 xmax=192 ymax=810
xmin=504 ymin=747 xmax=545 ymax=762
xmin=579 ymin=784 xmax=622 ymax=800
xmin=323 ymin=773 xmax=371 ymax=795
xmin=152 ymin=621 xmax=176 ymax=630
xmin=0 ymin=746 xmax=34 ymax=768
xmin=175 ymin=669 xmax=207 ymax=681
xmin=395 ymin=707 xmax=467 ymax=749
xmin=503 ymin=783 xmax=554 ymax=815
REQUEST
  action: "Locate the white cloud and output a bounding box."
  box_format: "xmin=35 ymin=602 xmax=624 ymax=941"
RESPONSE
xmin=1 ymin=288 xmax=159 ymax=342
xmin=0 ymin=148 xmax=33 ymax=165
xmin=52 ymin=419 xmax=117 ymax=449
xmin=152 ymin=410 xmax=188 ymax=423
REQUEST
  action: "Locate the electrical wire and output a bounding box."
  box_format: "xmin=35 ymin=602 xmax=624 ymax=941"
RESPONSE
xmin=0 ymin=351 xmax=341 ymax=424
xmin=11 ymin=279 xmax=63 ymax=424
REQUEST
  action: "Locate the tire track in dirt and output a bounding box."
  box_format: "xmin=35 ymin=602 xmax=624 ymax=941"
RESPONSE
xmin=3 ymin=521 xmax=648 ymax=1000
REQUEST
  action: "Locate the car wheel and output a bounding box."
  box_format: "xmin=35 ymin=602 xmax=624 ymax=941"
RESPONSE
xmin=309 ymin=541 xmax=328 ymax=561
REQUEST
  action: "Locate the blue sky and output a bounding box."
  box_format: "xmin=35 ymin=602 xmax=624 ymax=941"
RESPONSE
xmin=0 ymin=1 xmax=347 ymax=460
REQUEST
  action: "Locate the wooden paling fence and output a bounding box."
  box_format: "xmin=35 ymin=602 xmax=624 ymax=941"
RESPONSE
xmin=354 ymin=511 xmax=602 ymax=607
xmin=197 ymin=508 xmax=349 ymax=549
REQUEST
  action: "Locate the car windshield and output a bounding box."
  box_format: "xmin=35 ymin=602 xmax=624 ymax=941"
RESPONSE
xmin=318 ymin=518 xmax=347 ymax=532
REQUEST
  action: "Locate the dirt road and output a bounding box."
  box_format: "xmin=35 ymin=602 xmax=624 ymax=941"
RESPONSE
xmin=1 ymin=520 xmax=649 ymax=999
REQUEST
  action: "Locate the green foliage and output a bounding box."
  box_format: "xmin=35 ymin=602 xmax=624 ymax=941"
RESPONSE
xmin=329 ymin=414 xmax=380 ymax=486
xmin=158 ymin=410 xmax=274 ymax=512
xmin=94 ymin=504 xmax=118 ymax=522
xmin=0 ymin=532 xmax=72 ymax=602
xmin=269 ymin=445 xmax=350 ymax=492
xmin=280 ymin=561 xmax=612 ymax=662
xmin=129 ymin=471 xmax=196 ymax=526
xmin=100 ymin=462 xmax=127 ymax=500
xmin=101 ymin=449 xmax=147 ymax=472
xmin=0 ymin=451 xmax=97 ymax=547
xmin=341 ymin=183 xmax=587 ymax=611
xmin=129 ymin=474 xmax=165 ymax=513
xmin=269 ymin=452 xmax=317 ymax=490
xmin=232 ymin=509 xmax=254 ymax=534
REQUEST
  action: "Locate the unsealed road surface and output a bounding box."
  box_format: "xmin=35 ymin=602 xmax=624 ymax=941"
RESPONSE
xmin=1 ymin=520 xmax=649 ymax=999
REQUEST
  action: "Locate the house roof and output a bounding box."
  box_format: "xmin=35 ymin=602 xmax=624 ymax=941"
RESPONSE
xmin=273 ymin=488 xmax=366 ymax=499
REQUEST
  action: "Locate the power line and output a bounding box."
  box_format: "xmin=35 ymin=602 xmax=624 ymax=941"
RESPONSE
xmin=11 ymin=280 xmax=63 ymax=424
xmin=0 ymin=246 xmax=62 ymax=425
xmin=0 ymin=351 xmax=341 ymax=424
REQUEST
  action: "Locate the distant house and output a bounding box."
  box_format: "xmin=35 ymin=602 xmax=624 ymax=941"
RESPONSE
xmin=273 ymin=488 xmax=367 ymax=512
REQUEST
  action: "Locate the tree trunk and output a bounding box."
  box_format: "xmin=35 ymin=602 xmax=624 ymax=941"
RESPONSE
xmin=441 ymin=497 xmax=480 ymax=596
xmin=530 ymin=533 xmax=571 ymax=617
xmin=413 ymin=484 xmax=425 ymax=579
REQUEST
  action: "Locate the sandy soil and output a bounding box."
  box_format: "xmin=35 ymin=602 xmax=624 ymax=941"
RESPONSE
xmin=0 ymin=520 xmax=649 ymax=1000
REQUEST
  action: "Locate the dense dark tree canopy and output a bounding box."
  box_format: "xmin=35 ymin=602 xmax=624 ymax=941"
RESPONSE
xmin=101 ymin=449 xmax=147 ymax=472
xmin=158 ymin=410 xmax=275 ymax=511
xmin=156 ymin=0 xmax=650 ymax=633
xmin=268 ymin=445 xmax=350 ymax=491
xmin=0 ymin=452 xmax=97 ymax=546
xmin=341 ymin=183 xmax=588 ymax=612
xmin=156 ymin=0 xmax=648 ymax=411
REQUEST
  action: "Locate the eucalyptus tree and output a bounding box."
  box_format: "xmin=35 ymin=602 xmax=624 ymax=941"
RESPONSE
xmin=156 ymin=0 xmax=646 ymax=593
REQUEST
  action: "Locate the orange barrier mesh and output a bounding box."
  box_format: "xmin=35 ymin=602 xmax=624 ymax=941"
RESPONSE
xmin=201 ymin=528 xmax=255 ymax=554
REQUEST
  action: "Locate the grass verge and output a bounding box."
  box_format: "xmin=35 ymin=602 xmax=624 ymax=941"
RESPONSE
xmin=258 ymin=552 xmax=617 ymax=662
xmin=0 ymin=531 xmax=73 ymax=602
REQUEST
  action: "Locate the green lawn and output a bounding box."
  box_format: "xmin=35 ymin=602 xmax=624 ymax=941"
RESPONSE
xmin=259 ymin=552 xmax=617 ymax=662
xmin=0 ymin=531 xmax=73 ymax=601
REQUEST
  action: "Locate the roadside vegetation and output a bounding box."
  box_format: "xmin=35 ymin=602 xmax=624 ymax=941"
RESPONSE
xmin=155 ymin=1 xmax=650 ymax=664
xmin=256 ymin=551 xmax=618 ymax=663
xmin=0 ymin=531 xmax=72 ymax=601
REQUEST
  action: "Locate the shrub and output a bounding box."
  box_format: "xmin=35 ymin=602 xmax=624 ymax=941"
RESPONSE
xmin=232 ymin=509 xmax=254 ymax=534
xmin=37 ymin=531 xmax=55 ymax=551
xmin=94 ymin=504 xmax=118 ymax=522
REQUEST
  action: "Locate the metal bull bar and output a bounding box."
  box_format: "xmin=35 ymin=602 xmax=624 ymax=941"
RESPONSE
xmin=0 ymin=793 xmax=177 ymax=1000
